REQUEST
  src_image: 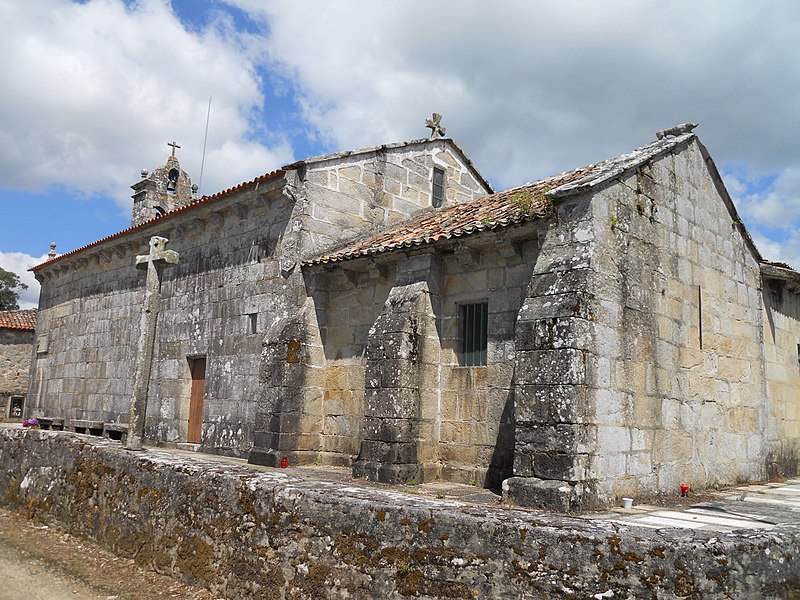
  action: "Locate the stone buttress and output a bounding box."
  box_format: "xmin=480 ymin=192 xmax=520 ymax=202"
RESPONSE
xmin=504 ymin=194 xmax=600 ymax=510
xmin=353 ymin=254 xmax=441 ymax=484
xmin=248 ymin=306 xmax=324 ymax=467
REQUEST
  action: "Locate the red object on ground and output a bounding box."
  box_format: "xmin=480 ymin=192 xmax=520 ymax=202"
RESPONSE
xmin=680 ymin=483 xmax=689 ymax=497
xmin=280 ymin=457 xmax=288 ymax=468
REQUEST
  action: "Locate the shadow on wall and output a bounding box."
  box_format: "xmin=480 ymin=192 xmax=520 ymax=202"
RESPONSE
xmin=768 ymin=443 xmax=799 ymax=480
xmin=486 ymin=387 xmax=515 ymax=491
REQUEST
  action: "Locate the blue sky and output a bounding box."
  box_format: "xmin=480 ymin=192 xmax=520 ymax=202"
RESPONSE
xmin=2 ymin=0 xmax=800 ymax=307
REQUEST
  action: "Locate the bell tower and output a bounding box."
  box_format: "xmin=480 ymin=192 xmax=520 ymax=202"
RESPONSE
xmin=131 ymin=141 xmax=196 ymax=226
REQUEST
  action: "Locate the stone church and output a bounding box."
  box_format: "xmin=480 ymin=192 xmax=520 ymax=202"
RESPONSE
xmin=26 ymin=121 xmax=800 ymax=509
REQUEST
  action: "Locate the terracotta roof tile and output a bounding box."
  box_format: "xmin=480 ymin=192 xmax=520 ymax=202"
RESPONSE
xmin=302 ymin=165 xmax=595 ymax=266
xmin=303 ymin=133 xmax=699 ymax=267
xmin=0 ymin=309 xmax=36 ymax=330
xmin=762 ymin=260 xmax=795 ymax=271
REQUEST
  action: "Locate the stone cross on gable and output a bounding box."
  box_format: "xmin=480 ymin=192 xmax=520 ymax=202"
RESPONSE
xmin=425 ymin=113 xmax=446 ymax=139
xmin=136 ymin=236 xmax=180 ymax=270
xmin=127 ymin=236 xmax=180 ymax=450
xmin=167 ymin=140 xmax=181 ymax=157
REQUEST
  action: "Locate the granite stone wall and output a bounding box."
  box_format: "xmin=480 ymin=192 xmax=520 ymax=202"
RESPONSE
xmin=587 ymin=141 xmax=766 ymax=501
xmin=0 ymin=328 xmax=33 ymax=420
xmin=32 ymin=139 xmax=491 ymax=465
xmin=762 ymin=279 xmax=800 ymax=479
xmin=306 ymin=226 xmax=546 ymax=486
xmin=302 ymin=140 xmax=491 ymax=255
xmin=1 ymin=429 xmax=798 ymax=599
xmin=29 ymin=178 xmax=290 ymax=455
xmin=507 ymin=139 xmax=770 ymax=509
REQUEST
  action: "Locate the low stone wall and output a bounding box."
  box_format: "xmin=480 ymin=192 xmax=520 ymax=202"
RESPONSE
xmin=1 ymin=428 xmax=798 ymax=599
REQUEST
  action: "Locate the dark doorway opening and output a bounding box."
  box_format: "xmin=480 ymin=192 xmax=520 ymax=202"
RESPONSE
xmin=188 ymin=357 xmax=206 ymax=444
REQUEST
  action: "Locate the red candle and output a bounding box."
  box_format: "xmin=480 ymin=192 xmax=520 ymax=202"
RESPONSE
xmin=680 ymin=483 xmax=689 ymax=497
xmin=280 ymin=457 xmax=288 ymax=468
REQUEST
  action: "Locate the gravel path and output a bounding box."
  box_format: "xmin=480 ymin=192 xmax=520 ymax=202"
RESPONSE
xmin=0 ymin=508 xmax=218 ymax=600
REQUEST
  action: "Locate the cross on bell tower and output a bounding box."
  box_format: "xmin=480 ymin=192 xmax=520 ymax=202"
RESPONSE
xmin=130 ymin=140 xmax=195 ymax=226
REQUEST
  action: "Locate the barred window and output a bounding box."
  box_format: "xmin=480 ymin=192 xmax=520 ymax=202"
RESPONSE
xmin=461 ymin=302 xmax=488 ymax=366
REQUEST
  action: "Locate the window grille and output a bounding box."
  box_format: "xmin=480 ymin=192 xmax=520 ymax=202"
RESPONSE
xmin=462 ymin=302 xmax=488 ymax=366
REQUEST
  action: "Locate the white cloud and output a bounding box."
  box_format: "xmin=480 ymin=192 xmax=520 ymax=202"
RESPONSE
xmin=228 ymin=0 xmax=800 ymax=188
xmin=751 ymin=231 xmax=800 ymax=270
xmin=723 ymin=165 xmax=800 ymax=266
xmin=727 ymin=167 xmax=800 ymax=232
xmin=0 ymin=251 xmax=50 ymax=309
xmin=0 ymin=0 xmax=293 ymax=208
xmin=4 ymin=0 xmax=800 ymax=268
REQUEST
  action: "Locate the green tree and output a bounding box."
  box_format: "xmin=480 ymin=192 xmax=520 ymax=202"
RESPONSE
xmin=0 ymin=267 xmax=28 ymax=310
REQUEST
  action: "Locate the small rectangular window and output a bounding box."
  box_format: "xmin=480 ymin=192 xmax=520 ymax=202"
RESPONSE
xmin=248 ymin=313 xmax=258 ymax=334
xmin=462 ymin=302 xmax=488 ymax=366
xmin=432 ymin=167 xmax=445 ymax=208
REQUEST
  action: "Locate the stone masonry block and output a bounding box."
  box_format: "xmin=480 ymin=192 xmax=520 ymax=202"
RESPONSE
xmin=503 ymin=477 xmax=583 ymax=512
xmin=358 ymin=439 xmax=417 ymax=464
xmin=533 ymin=452 xmax=589 ymax=482
xmin=516 ymin=423 xmax=595 ymax=454
xmin=364 ymin=388 xmax=419 ymax=419
xmin=515 ymin=349 xmax=585 ymax=386
xmin=512 ymin=450 xmax=535 ymax=477
xmin=597 ymin=426 xmax=631 ymax=454
xmin=515 ymin=384 xmax=590 ymax=425
xmin=533 ymin=243 xmax=593 ymax=275
xmin=362 ymin=416 xmax=418 ymax=443
xmin=365 ymin=330 xmax=417 ymax=362
xmin=515 ymin=317 xmax=593 ymax=352
xmin=517 ymin=293 xmax=593 ymax=322
xmin=364 ymin=358 xmax=419 ymax=389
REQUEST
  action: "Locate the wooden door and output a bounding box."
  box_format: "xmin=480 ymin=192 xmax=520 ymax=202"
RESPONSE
xmin=188 ymin=357 xmax=206 ymax=444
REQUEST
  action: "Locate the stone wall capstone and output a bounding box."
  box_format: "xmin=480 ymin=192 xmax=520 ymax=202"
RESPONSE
xmin=1 ymin=429 xmax=799 ymax=599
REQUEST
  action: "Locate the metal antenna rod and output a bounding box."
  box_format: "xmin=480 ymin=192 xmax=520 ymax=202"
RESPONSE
xmin=198 ymin=95 xmax=212 ymax=194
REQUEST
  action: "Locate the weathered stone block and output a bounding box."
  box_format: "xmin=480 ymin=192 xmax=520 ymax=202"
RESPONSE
xmin=515 ymin=349 xmax=585 ymax=386
xmin=362 ymin=416 xmax=417 ymax=442
xmin=364 ymin=388 xmax=418 ymax=419
xmin=516 ymin=423 xmax=594 ymax=454
xmin=533 ymin=242 xmax=593 ymax=275
xmin=364 ymin=358 xmax=419 ymax=389
xmin=517 ymin=293 xmax=593 ymax=322
xmin=357 ymin=439 xmax=417 ymax=464
xmin=502 ymin=477 xmax=586 ymax=511
xmin=515 ymin=316 xmax=593 ymax=351
xmin=533 ymin=452 xmax=579 ymax=480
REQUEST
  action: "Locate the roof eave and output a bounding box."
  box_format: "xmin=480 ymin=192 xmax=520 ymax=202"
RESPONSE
xmin=31 ymin=169 xmax=287 ymax=272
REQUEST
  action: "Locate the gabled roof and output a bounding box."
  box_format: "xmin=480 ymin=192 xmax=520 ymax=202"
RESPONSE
xmin=303 ymin=134 xmax=697 ymax=266
xmin=0 ymin=309 xmax=36 ymax=331
xmin=284 ymin=137 xmax=494 ymax=194
xmin=549 ymin=133 xmax=695 ymax=198
xmin=31 ymin=137 xmax=491 ymax=274
xmin=302 ymin=167 xmax=584 ymax=266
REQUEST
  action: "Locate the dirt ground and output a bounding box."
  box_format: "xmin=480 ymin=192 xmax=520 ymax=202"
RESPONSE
xmin=0 ymin=508 xmax=219 ymax=600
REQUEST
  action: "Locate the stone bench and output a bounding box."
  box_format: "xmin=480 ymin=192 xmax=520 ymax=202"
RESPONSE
xmin=71 ymin=420 xmax=105 ymax=436
xmin=37 ymin=417 xmax=65 ymax=431
xmin=103 ymin=423 xmax=128 ymax=443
